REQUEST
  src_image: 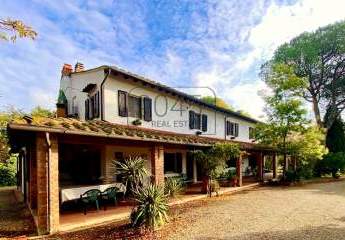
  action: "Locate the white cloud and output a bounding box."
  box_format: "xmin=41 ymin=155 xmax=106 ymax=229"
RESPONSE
xmin=225 ymin=80 xmax=268 ymax=120
xmin=249 ymin=0 xmax=345 ymax=60
xmin=1 ymin=0 xmax=345 ymax=121
xmin=217 ymin=0 xmax=345 ymax=119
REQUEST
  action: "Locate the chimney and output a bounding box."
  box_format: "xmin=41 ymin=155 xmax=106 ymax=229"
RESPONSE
xmin=56 ymin=89 xmax=67 ymax=118
xmin=74 ymin=62 xmax=85 ymax=72
xmin=56 ymin=104 xmax=67 ymax=118
xmin=61 ymin=63 xmax=73 ymax=76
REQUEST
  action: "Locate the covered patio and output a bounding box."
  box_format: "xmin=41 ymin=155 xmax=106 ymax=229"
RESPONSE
xmin=8 ymin=117 xmax=276 ymax=235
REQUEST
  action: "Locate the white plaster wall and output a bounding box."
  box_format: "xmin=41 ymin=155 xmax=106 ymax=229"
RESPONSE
xmin=60 ymin=68 xmax=256 ymax=143
xmin=104 ymin=74 xmax=256 ymax=142
xmin=60 ymin=69 xmax=104 ymax=119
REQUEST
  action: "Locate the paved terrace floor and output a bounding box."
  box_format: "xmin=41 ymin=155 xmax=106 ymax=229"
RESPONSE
xmin=166 ymin=180 xmax=345 ymax=240
xmin=59 ymin=182 xmax=259 ymax=232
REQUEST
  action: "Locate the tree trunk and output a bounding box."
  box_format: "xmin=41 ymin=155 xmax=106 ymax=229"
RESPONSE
xmin=283 ymin=153 xmax=287 ymax=178
xmin=312 ymin=95 xmax=323 ymax=128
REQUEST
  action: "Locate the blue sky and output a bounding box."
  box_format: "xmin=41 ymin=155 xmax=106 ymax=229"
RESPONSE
xmin=1 ymin=0 xmax=345 ymax=119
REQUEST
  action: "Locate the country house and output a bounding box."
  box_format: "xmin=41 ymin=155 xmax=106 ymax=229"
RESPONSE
xmin=8 ymin=63 xmax=277 ymax=235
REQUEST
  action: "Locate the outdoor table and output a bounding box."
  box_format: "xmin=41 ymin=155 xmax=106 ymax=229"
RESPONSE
xmin=60 ymin=183 xmax=126 ymax=204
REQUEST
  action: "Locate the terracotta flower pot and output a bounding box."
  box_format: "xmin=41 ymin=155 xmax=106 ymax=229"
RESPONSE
xmin=231 ymin=178 xmax=238 ymax=187
xmin=201 ymin=176 xmax=209 ymax=194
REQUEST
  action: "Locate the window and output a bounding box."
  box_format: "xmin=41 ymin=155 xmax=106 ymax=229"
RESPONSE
xmin=143 ymin=97 xmax=152 ymax=121
xmin=118 ymin=90 xmax=128 ymax=117
xmin=118 ymin=91 xmax=152 ymax=121
xmin=189 ymin=111 xmax=195 ymax=129
xmin=93 ymin=91 xmax=100 ymax=118
xmin=85 ymin=99 xmax=90 ymax=120
xmin=189 ymin=111 xmax=201 ymax=130
xmin=84 ymin=91 xmax=100 ymax=120
xmin=249 ymin=127 xmax=255 ymax=139
xmin=201 ymin=114 xmax=208 ymax=132
xmin=90 ymin=95 xmax=95 ymax=118
xmin=128 ymin=95 xmax=142 ymax=118
xmin=226 ymin=121 xmax=239 ymax=137
xmin=164 ymin=152 xmax=182 ymax=173
xmin=72 ymin=96 xmax=78 ymax=115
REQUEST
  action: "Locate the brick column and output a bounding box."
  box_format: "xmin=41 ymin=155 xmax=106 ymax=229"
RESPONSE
xmin=49 ymin=134 xmax=59 ymax=233
xmin=236 ymin=154 xmax=243 ymax=187
xmin=36 ymin=133 xmax=59 ymax=235
xmin=272 ymin=154 xmax=277 ymax=179
xmin=29 ymin=143 xmax=37 ymax=209
xmin=257 ymin=152 xmax=264 ymax=181
xmin=151 ymin=145 xmax=164 ymax=185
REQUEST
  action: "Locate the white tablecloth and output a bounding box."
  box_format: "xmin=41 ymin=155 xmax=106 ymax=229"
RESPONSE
xmin=60 ymin=183 xmax=126 ymax=204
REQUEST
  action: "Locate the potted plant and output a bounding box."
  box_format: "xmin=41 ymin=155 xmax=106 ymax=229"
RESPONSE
xmin=217 ymin=169 xmax=234 ymax=187
xmin=223 ymin=169 xmax=238 ymax=187
xmin=217 ymin=174 xmax=229 ymax=187
xmin=132 ymin=119 xmax=142 ymax=126
xmin=230 ymin=175 xmax=238 ymax=187
xmin=192 ymin=143 xmax=241 ymax=197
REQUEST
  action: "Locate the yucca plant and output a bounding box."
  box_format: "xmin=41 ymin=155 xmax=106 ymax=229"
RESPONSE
xmin=164 ymin=177 xmax=183 ymax=197
xmin=131 ymin=184 xmax=168 ymax=229
xmin=112 ymin=155 xmax=149 ymax=195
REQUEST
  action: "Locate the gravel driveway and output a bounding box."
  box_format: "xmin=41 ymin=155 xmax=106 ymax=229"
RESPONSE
xmin=166 ymin=181 xmax=345 ymax=240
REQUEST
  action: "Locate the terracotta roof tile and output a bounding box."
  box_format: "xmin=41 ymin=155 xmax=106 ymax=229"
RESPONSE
xmin=8 ymin=117 xmax=272 ymax=151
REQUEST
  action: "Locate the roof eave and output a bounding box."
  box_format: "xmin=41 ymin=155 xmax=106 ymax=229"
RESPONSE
xmin=8 ymin=123 xmax=212 ymax=147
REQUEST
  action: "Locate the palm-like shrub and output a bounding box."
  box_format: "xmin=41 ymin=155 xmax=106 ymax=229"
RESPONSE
xmin=113 ymin=155 xmax=149 ymax=195
xmin=164 ymin=177 xmax=183 ymax=197
xmin=131 ymin=184 xmax=168 ymax=229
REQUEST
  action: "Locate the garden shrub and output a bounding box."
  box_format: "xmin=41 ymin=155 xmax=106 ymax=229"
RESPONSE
xmin=131 ymin=184 xmax=168 ymax=229
xmin=0 ymin=159 xmax=16 ymax=186
xmin=218 ymin=168 xmax=236 ymax=181
xmin=113 ymin=155 xmax=149 ymax=195
xmin=285 ymin=169 xmax=297 ymax=183
xmin=164 ymin=177 xmax=183 ymax=197
xmin=296 ymin=165 xmax=314 ymax=180
xmin=314 ymin=152 xmax=345 ymax=178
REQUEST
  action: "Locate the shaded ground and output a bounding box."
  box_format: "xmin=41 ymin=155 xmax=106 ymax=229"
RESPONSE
xmin=0 ymin=187 xmax=36 ymax=238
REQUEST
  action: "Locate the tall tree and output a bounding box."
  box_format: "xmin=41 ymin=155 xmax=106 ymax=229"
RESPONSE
xmin=200 ymin=96 xmax=234 ymax=110
xmin=263 ymin=21 xmax=345 ymax=128
xmin=256 ymin=64 xmax=309 ymax=176
xmin=0 ymin=18 xmax=37 ymax=42
xmin=326 ymin=117 xmax=345 ymax=153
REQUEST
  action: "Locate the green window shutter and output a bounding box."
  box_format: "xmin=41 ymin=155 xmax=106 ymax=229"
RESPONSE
xmin=201 ymin=114 xmax=208 ymax=132
xmin=118 ymin=90 xmax=128 ymax=117
xmin=143 ymin=97 xmax=152 ymax=121
xmin=189 ymin=111 xmax=195 ymax=129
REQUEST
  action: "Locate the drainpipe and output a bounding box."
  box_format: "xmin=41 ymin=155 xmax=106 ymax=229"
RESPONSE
xmin=224 ymin=116 xmax=227 ymax=140
xmin=45 ymin=132 xmax=51 ymax=234
xmin=100 ymin=68 xmax=111 ymax=121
